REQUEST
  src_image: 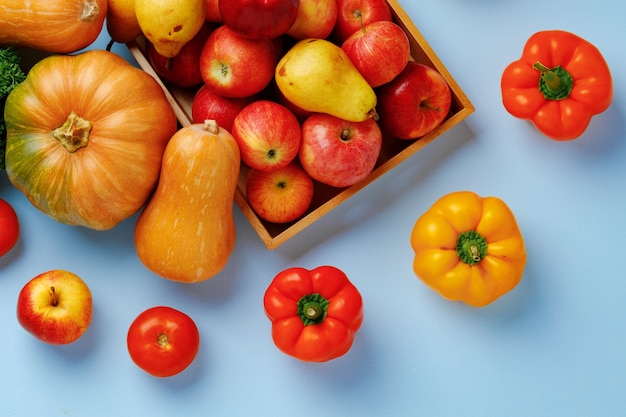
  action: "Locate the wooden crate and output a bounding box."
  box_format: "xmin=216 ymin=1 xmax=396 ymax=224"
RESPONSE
xmin=127 ymin=0 xmax=474 ymax=250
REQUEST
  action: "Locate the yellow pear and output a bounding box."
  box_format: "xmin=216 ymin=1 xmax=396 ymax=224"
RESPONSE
xmin=106 ymin=0 xmax=142 ymax=44
xmin=275 ymin=38 xmax=378 ymax=122
xmin=135 ymin=0 xmax=205 ymax=58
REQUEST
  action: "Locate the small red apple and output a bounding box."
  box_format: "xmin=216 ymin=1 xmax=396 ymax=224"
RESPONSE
xmin=192 ymin=85 xmax=254 ymax=132
xmin=219 ymin=0 xmax=299 ymax=39
xmin=299 ymin=114 xmax=382 ymax=188
xmin=232 ymin=100 xmax=302 ymax=172
xmin=199 ymin=25 xmax=282 ymax=98
xmin=287 ymin=0 xmax=337 ymax=40
xmin=376 ymin=62 xmax=452 ymax=139
xmin=204 ymin=0 xmax=222 ymax=22
xmin=342 ymin=20 xmax=410 ymax=87
xmin=147 ymin=22 xmax=213 ymax=88
xmin=246 ymin=162 xmax=314 ymax=223
xmin=332 ymin=0 xmax=393 ymax=44
xmin=17 ymin=270 xmax=93 ymax=345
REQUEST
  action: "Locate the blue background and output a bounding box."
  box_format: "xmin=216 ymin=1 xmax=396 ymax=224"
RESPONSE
xmin=1 ymin=0 xmax=625 ymax=416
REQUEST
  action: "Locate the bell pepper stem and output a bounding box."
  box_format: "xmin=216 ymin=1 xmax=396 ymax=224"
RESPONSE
xmin=532 ymin=61 xmax=573 ymax=100
xmin=456 ymin=230 xmax=488 ymax=265
xmin=297 ymin=293 xmax=329 ymax=326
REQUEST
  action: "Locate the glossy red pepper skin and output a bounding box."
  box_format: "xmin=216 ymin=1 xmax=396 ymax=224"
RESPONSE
xmin=501 ymin=30 xmax=613 ymax=140
xmin=263 ymin=266 xmax=364 ymax=362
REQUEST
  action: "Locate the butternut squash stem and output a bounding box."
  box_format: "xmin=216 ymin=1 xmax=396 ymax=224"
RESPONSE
xmin=203 ymin=119 xmax=219 ymax=134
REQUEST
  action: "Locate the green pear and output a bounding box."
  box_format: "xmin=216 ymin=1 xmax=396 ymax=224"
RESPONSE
xmin=275 ymin=38 xmax=378 ymax=122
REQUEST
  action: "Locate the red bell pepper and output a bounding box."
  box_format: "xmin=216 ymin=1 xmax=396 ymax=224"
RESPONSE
xmin=263 ymin=265 xmax=364 ymax=362
xmin=501 ymin=30 xmax=613 ymax=140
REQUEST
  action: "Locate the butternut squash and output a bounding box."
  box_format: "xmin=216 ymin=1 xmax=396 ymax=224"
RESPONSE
xmin=134 ymin=120 xmax=241 ymax=283
xmin=0 ymin=0 xmax=107 ymax=53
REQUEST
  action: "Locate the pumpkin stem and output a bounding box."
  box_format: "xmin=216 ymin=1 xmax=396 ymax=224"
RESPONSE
xmin=53 ymin=112 xmax=92 ymax=153
xmin=81 ymin=0 xmax=101 ymax=22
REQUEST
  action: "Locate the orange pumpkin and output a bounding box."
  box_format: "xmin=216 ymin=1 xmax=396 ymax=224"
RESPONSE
xmin=4 ymin=49 xmax=177 ymax=230
xmin=0 ymin=0 xmax=107 ymax=53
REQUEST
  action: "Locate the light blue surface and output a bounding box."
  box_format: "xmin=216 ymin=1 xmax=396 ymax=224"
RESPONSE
xmin=1 ymin=0 xmax=625 ymax=416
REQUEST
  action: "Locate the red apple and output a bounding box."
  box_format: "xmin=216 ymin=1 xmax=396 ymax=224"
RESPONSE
xmin=332 ymin=0 xmax=393 ymax=44
xmin=341 ymin=20 xmax=410 ymax=87
xmin=376 ymin=62 xmax=452 ymax=139
xmin=219 ymin=0 xmax=299 ymax=39
xmin=287 ymin=0 xmax=337 ymax=40
xmin=192 ymin=85 xmax=254 ymax=132
xmin=147 ymin=22 xmax=214 ymax=88
xmin=205 ymin=0 xmax=222 ymax=22
xmin=232 ymin=100 xmax=301 ymax=172
xmin=299 ymin=114 xmax=382 ymax=188
xmin=17 ymin=270 xmax=93 ymax=345
xmin=246 ymin=162 xmax=314 ymax=223
xmin=199 ymin=25 xmax=282 ymax=98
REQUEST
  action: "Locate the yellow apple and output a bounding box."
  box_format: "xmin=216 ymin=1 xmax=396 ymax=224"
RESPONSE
xmin=287 ymin=0 xmax=338 ymax=40
xmin=17 ymin=270 xmax=93 ymax=345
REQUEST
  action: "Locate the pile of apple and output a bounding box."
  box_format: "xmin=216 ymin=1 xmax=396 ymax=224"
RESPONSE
xmin=147 ymin=0 xmax=453 ymax=224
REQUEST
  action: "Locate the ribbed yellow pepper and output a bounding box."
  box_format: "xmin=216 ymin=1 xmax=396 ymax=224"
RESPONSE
xmin=410 ymin=191 xmax=527 ymax=307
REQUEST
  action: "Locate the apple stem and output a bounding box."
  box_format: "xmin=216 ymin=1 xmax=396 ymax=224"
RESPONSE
xmin=340 ymin=128 xmax=354 ymax=142
xmin=353 ymin=9 xmax=365 ymax=32
xmin=49 ymin=286 xmax=58 ymax=307
xmin=421 ymin=101 xmax=441 ymax=112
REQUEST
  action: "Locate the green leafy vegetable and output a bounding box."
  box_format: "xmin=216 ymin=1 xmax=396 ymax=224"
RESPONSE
xmin=1 ymin=47 xmax=27 ymax=170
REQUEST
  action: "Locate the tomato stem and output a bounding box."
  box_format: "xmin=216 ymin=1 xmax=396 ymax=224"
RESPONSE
xmin=456 ymin=230 xmax=488 ymax=265
xmin=156 ymin=333 xmax=170 ymax=349
xmin=532 ymin=61 xmax=573 ymax=100
xmin=297 ymin=293 xmax=329 ymax=326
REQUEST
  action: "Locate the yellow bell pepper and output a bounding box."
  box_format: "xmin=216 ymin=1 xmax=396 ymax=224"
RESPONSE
xmin=410 ymin=191 xmax=527 ymax=307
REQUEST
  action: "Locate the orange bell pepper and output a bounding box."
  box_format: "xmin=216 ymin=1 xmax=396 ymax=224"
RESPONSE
xmin=263 ymin=265 xmax=363 ymax=362
xmin=501 ymin=30 xmax=613 ymax=140
xmin=410 ymin=191 xmax=526 ymax=307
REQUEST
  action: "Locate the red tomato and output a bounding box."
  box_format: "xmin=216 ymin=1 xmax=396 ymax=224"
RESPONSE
xmin=127 ymin=306 xmax=200 ymax=377
xmin=0 ymin=198 xmax=19 ymax=257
